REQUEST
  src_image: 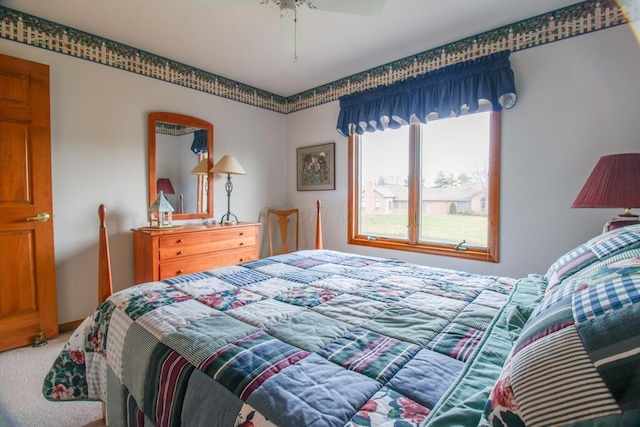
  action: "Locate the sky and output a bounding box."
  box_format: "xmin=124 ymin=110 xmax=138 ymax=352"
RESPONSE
xmin=360 ymin=112 xmax=490 ymax=187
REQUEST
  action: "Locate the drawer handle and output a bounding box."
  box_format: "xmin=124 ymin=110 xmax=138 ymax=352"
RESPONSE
xmin=176 ymin=269 xmax=184 ymax=274
xmin=239 ymin=258 xmax=244 ymax=262
xmin=177 ymin=239 xmax=183 ymax=243
xmin=177 ymin=250 xmax=184 ymax=255
xmin=239 ymin=242 xmax=244 ymax=246
xmin=239 ymin=232 xmax=244 ymax=236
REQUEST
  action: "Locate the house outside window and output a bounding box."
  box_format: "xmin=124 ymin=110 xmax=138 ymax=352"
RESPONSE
xmin=348 ymin=111 xmax=501 ymax=262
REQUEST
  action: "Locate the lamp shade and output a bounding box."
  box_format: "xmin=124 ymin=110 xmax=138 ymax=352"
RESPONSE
xmin=572 ymin=153 xmax=640 ymax=210
xmin=156 ymin=178 xmax=175 ymax=194
xmin=210 ymin=155 xmax=246 ymax=175
xmin=191 ymin=158 xmax=210 ymax=175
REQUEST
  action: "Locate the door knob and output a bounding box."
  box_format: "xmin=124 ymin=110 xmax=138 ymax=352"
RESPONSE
xmin=26 ymin=212 xmax=50 ymax=222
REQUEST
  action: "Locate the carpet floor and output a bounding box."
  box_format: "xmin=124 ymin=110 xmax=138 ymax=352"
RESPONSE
xmin=0 ymin=332 xmax=104 ymax=427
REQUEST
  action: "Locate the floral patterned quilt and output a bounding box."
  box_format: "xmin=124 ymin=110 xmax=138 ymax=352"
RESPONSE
xmin=43 ymin=249 xmax=539 ymax=427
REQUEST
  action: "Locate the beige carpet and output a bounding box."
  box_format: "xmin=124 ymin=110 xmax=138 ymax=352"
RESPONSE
xmin=0 ymin=332 xmax=105 ymax=427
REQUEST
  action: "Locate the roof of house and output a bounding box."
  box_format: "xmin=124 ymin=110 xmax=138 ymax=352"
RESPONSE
xmin=373 ymin=183 xmax=486 ymax=202
xmin=373 ymin=184 xmax=407 ymax=200
xmin=423 ymin=183 xmax=486 ymax=202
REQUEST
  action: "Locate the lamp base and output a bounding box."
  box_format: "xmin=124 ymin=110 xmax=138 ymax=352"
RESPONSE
xmin=604 ymin=216 xmax=640 ymax=233
xmin=220 ymin=212 xmax=239 ymax=225
xmin=219 ymin=173 xmax=239 ymax=225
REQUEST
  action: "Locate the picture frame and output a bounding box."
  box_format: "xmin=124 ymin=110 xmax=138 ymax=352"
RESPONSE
xmin=296 ymin=142 xmax=335 ymax=191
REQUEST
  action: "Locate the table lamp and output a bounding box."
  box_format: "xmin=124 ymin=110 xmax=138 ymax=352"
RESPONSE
xmin=572 ymin=153 xmax=640 ymax=232
xmin=210 ymin=155 xmax=246 ymax=224
xmin=156 ymin=178 xmax=175 ymax=195
xmin=191 ymin=158 xmax=210 ymax=175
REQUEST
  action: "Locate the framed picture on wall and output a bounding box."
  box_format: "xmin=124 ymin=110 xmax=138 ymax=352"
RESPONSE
xmin=296 ymin=142 xmax=335 ymax=191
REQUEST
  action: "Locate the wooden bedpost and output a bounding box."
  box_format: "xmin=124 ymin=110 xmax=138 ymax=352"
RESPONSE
xmin=315 ymin=200 xmax=323 ymax=250
xmin=98 ymin=204 xmax=113 ymax=305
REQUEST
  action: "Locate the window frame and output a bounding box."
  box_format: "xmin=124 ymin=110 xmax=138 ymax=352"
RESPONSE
xmin=347 ymin=112 xmax=501 ymax=263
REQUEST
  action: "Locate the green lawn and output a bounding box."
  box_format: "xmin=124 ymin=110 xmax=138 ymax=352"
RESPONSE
xmin=361 ymin=213 xmax=487 ymax=246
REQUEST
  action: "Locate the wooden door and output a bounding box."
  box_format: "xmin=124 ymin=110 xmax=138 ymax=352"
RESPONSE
xmin=0 ymin=54 xmax=57 ymax=352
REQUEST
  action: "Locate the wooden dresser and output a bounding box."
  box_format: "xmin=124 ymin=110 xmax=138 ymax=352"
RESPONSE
xmin=132 ymin=222 xmax=260 ymax=284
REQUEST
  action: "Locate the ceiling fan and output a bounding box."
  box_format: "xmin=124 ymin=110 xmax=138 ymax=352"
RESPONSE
xmin=261 ymin=0 xmax=386 ymax=61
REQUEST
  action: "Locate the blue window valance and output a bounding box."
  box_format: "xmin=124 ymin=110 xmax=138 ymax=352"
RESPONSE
xmin=190 ymin=129 xmax=208 ymax=155
xmin=336 ymin=50 xmax=517 ymax=136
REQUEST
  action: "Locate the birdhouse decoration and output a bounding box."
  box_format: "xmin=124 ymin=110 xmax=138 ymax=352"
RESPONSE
xmin=148 ymin=191 xmax=174 ymax=228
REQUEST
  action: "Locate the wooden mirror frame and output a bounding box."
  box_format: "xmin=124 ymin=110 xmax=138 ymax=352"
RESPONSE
xmin=148 ymin=112 xmax=214 ymax=220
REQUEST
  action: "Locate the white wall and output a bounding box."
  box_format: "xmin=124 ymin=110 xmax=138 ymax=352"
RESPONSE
xmin=1 ymin=39 xmax=287 ymax=323
xmin=1 ymin=22 xmax=638 ymax=325
xmin=286 ymin=24 xmax=640 ymax=279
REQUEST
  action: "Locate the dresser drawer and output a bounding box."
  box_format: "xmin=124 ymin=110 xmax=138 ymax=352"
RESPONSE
xmin=159 ymin=247 xmax=257 ymax=279
xmin=159 ymin=227 xmax=256 ymax=248
xmin=158 ymin=235 xmax=256 ymax=260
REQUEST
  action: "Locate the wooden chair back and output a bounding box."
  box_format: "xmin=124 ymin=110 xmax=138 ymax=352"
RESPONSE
xmin=267 ymin=208 xmax=299 ymax=256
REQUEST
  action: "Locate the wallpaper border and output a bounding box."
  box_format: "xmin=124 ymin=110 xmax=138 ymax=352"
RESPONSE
xmin=0 ymin=1 xmax=635 ymax=114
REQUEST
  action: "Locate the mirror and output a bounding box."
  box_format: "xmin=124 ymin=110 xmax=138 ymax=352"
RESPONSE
xmin=148 ymin=112 xmax=214 ymax=220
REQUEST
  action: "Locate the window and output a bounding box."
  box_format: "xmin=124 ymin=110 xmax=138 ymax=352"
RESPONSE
xmin=348 ymin=111 xmax=501 ymax=262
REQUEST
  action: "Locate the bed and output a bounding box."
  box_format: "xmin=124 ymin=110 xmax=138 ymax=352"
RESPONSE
xmin=43 ymin=204 xmax=640 ymax=426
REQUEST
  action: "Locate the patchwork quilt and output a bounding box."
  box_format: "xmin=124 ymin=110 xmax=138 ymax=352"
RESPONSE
xmin=43 ymin=249 xmax=541 ymax=427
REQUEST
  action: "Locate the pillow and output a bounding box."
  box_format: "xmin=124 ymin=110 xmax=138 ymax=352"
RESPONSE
xmin=585 ymin=225 xmax=640 ymax=259
xmin=484 ymin=249 xmax=640 ymax=426
xmin=545 ymin=224 xmax=640 ymax=293
xmin=544 ymin=242 xmax=597 ymax=291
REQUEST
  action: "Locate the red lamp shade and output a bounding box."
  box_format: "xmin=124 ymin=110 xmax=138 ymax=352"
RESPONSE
xmin=572 ymin=153 xmax=640 ymax=231
xmin=156 ymin=178 xmax=175 ymax=195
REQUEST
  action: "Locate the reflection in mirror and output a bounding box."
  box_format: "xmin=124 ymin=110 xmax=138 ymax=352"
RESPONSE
xmin=148 ymin=112 xmax=214 ymax=220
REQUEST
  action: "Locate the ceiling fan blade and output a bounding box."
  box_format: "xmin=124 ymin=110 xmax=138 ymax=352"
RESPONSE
xmin=308 ymin=0 xmax=385 ymax=16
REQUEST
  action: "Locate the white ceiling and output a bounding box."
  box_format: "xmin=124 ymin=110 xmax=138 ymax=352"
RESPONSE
xmin=3 ymin=0 xmax=582 ymax=97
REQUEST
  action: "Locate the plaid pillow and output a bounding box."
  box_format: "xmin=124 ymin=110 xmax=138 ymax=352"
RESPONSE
xmin=545 ymin=225 xmax=640 ymax=293
xmin=586 ymin=227 xmax=640 ymax=260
